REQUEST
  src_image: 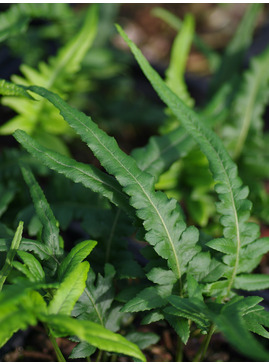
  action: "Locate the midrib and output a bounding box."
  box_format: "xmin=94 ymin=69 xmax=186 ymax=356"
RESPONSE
xmin=62 ymin=104 xmax=183 ymax=281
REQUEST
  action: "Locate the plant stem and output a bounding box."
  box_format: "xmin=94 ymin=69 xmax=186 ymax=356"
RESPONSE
xmin=176 ymin=336 xmax=183 ymax=362
xmin=46 ymin=326 xmax=66 ymax=362
xmin=96 ymin=349 xmax=103 ymax=362
xmin=193 ymin=323 xmax=215 ymax=362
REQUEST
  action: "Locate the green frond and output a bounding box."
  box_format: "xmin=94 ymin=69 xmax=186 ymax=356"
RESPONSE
xmin=20 ymin=165 xmax=61 ymax=257
xmin=0 ymin=5 xmax=99 ymax=154
xmin=14 ymin=130 xmax=133 ymax=216
xmin=165 ymin=13 xmax=195 ymax=108
xmin=230 ymin=45 xmax=269 ymax=159
xmin=23 ymin=86 xmax=200 ymax=288
xmin=152 ymin=7 xmax=220 ymax=71
xmin=116 ymin=24 xmax=262 ymax=299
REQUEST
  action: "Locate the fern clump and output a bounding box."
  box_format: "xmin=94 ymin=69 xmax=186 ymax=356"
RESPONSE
xmin=1 ymin=4 xmax=269 ymax=362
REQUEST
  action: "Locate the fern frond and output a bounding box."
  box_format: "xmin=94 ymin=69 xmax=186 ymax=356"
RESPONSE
xmin=16 ymin=86 xmax=200 ymax=288
xmin=230 ymin=45 xmax=269 ymax=159
xmin=20 ymin=165 xmax=61 ymax=257
xmin=0 ymin=79 xmax=33 ymax=99
xmin=116 ymin=25 xmax=263 ymax=298
xmin=0 ymin=4 xmax=98 ymax=151
xmin=132 ymin=124 xmax=195 ymax=179
xmin=73 ymin=263 xmax=116 ymax=327
xmin=165 ymin=13 xmax=194 ymax=108
xmin=14 ymin=130 xmax=133 ymax=216
xmin=152 ymin=7 xmax=220 ymax=71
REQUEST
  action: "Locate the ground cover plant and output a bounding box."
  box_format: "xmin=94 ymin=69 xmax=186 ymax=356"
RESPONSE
xmin=0 ymin=3 xmax=269 ymax=362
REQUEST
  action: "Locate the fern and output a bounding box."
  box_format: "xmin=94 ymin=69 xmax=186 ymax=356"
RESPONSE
xmin=0 ymin=3 xmax=72 ymax=44
xmin=20 ymin=166 xmax=61 ymax=258
xmin=230 ymin=45 xmax=269 ymax=159
xmin=152 ymin=7 xmax=220 ymax=72
xmin=0 ymin=177 xmax=145 ymax=361
xmin=117 ymin=25 xmax=269 ymax=299
xmin=15 ymin=85 xmax=200 ymax=292
xmin=2 ymin=11 xmax=269 ymax=359
xmin=164 ymin=13 xmax=194 ymax=109
xmin=0 ymin=79 xmax=33 ymax=99
xmin=14 ymin=130 xmax=132 ymax=216
xmin=0 ymin=4 xmax=98 ymax=155
xmin=131 ymin=122 xmax=196 ymax=179
xmin=0 ymin=278 xmax=145 ymax=361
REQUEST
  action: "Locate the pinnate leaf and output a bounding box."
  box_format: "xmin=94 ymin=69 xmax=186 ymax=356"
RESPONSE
xmin=165 ymin=296 xmax=210 ymax=332
xmin=73 ymin=263 xmax=116 ymax=327
xmin=21 ymin=85 xmax=200 ymax=285
xmin=14 ymin=127 xmax=132 ymax=216
xmin=211 ymin=303 xmax=269 ymax=361
xmin=116 ymin=24 xmax=261 ymax=298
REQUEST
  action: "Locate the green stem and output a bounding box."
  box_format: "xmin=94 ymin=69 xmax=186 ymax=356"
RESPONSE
xmin=46 ymin=326 xmax=66 ymax=362
xmin=176 ymin=336 xmax=183 ymax=362
xmin=96 ymin=349 xmax=103 ymax=362
xmin=193 ymin=323 xmax=215 ymax=362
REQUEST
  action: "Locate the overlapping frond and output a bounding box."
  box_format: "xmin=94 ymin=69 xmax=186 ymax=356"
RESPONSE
xmin=116 ymin=25 xmax=268 ymax=298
